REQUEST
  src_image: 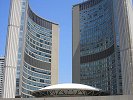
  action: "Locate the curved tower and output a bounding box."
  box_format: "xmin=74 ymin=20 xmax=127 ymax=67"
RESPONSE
xmin=72 ymin=0 xmax=122 ymax=95
xmin=3 ymin=0 xmax=59 ymax=98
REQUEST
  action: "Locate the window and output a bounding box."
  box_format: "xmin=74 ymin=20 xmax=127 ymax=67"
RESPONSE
xmin=40 ymin=79 xmax=44 ymax=83
xmin=36 ymin=34 xmax=40 ymax=38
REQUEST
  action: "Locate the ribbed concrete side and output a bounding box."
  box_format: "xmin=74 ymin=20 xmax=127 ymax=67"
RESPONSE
xmin=113 ymin=0 xmax=133 ymax=95
xmin=3 ymin=0 xmax=21 ymax=98
xmin=124 ymin=0 xmax=133 ymax=95
xmin=51 ymin=24 xmax=59 ymax=85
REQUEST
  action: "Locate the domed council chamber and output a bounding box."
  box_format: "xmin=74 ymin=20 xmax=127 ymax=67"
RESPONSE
xmin=31 ymin=83 xmax=109 ymax=97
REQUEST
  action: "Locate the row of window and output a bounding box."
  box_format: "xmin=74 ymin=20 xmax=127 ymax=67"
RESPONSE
xmin=25 ymin=48 xmax=51 ymax=63
xmin=80 ymin=53 xmax=122 ymax=93
xmin=28 ymin=8 xmax=52 ymax=30
xmin=80 ymin=0 xmax=112 ymax=23
xmin=21 ymin=93 xmax=32 ymax=98
xmin=27 ymin=30 xmax=52 ymax=47
xmin=22 ymin=81 xmax=40 ymax=91
xmin=26 ymin=34 xmax=51 ymax=52
xmin=23 ymin=71 xmax=50 ymax=84
xmin=27 ymin=25 xmax=52 ymax=43
xmin=25 ymin=40 xmax=51 ymax=58
xmin=25 ymin=42 xmax=51 ymax=63
xmin=23 ymin=65 xmax=51 ymax=79
xmin=80 ymin=0 xmax=114 ymax=56
xmin=24 ymin=62 xmax=51 ymax=75
xmin=27 ymin=18 xmax=52 ymax=38
xmin=26 ymin=37 xmax=51 ymax=54
xmin=79 ymin=0 xmax=103 ymax=11
xmin=22 ymin=76 xmax=49 ymax=88
xmin=80 ymin=17 xmax=113 ymax=38
xmin=21 ymin=87 xmax=32 ymax=97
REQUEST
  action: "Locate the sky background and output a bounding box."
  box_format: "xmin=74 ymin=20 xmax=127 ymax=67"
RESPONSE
xmin=0 ymin=0 xmax=82 ymax=83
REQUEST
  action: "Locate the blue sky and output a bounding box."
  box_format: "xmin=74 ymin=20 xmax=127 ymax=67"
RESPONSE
xmin=0 ymin=0 xmax=81 ymax=83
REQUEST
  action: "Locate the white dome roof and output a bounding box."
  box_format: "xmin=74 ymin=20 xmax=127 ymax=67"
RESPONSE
xmin=32 ymin=83 xmax=109 ymax=97
xmin=39 ymin=83 xmax=100 ymax=91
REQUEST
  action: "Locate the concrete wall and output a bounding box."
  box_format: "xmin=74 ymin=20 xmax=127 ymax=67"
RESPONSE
xmin=72 ymin=5 xmax=80 ymax=83
xmin=121 ymin=0 xmax=133 ymax=95
xmin=51 ymin=24 xmax=59 ymax=85
xmin=3 ymin=0 xmax=22 ymax=98
xmin=113 ymin=0 xmax=133 ymax=95
xmin=0 ymin=95 xmax=133 ymax=100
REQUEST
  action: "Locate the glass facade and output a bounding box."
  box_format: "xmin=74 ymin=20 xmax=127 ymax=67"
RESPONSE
xmin=14 ymin=0 xmax=56 ymax=98
xmin=16 ymin=0 xmax=28 ymax=96
xmin=20 ymin=7 xmax=52 ymax=98
xmin=0 ymin=57 xmax=4 ymax=97
xmin=4 ymin=0 xmax=58 ymax=98
xmin=79 ymin=0 xmax=122 ymax=95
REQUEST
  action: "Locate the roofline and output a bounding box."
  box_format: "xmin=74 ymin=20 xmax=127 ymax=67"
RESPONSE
xmin=36 ymin=83 xmax=102 ymax=91
xmin=72 ymin=0 xmax=90 ymax=8
xmin=0 ymin=56 xmax=5 ymax=59
xmin=28 ymin=5 xmax=59 ymax=26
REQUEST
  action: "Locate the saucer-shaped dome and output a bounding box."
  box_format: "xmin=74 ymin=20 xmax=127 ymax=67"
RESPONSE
xmin=39 ymin=83 xmax=100 ymax=91
xmin=31 ymin=83 xmax=109 ymax=97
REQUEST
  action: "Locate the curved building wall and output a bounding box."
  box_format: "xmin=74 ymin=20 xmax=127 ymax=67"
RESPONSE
xmin=3 ymin=0 xmax=59 ymax=98
xmin=20 ymin=6 xmax=57 ymax=98
xmin=73 ymin=0 xmax=122 ymax=95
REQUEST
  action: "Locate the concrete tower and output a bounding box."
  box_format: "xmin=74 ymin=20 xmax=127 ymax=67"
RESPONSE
xmin=113 ymin=0 xmax=133 ymax=95
xmin=3 ymin=0 xmax=22 ymax=98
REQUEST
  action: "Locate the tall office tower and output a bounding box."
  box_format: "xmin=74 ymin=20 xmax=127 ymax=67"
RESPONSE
xmin=3 ymin=0 xmax=59 ymax=98
xmin=0 ymin=57 xmax=4 ymax=97
xmin=73 ymin=0 xmax=133 ymax=95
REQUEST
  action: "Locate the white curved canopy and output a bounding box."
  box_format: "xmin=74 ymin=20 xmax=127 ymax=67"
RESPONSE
xmin=39 ymin=83 xmax=101 ymax=91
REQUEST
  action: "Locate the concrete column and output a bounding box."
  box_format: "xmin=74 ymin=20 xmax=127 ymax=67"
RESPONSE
xmin=3 ymin=0 xmax=21 ymax=98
